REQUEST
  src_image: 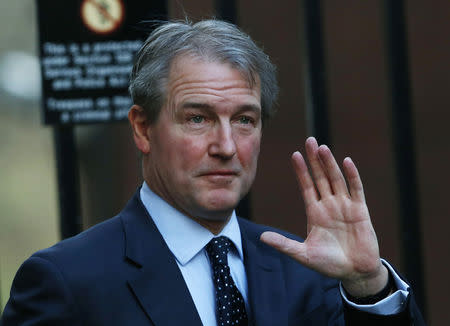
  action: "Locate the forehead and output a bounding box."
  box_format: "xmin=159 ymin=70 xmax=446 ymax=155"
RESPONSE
xmin=166 ymin=55 xmax=261 ymax=105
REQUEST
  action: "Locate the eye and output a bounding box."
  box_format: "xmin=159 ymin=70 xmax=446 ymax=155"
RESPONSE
xmin=190 ymin=115 xmax=205 ymax=123
xmin=238 ymin=116 xmax=253 ymax=124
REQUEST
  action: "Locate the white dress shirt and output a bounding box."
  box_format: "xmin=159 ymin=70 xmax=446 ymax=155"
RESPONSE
xmin=139 ymin=182 xmax=409 ymax=325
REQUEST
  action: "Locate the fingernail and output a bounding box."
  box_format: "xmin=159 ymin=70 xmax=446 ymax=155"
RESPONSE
xmin=318 ymin=144 xmax=329 ymax=152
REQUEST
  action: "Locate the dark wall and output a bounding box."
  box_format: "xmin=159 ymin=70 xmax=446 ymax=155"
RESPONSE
xmin=407 ymin=1 xmax=450 ymax=324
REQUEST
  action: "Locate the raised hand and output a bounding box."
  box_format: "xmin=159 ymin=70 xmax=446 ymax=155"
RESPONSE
xmin=260 ymin=137 xmax=389 ymax=297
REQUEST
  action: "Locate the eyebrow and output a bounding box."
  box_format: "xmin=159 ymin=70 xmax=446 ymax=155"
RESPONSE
xmin=181 ymin=102 xmax=261 ymax=114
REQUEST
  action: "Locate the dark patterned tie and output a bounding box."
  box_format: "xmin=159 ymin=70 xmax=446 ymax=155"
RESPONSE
xmin=206 ymin=236 xmax=248 ymax=326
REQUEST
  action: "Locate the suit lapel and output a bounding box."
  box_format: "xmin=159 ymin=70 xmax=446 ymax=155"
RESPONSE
xmin=240 ymin=220 xmax=288 ymax=326
xmin=121 ymin=193 xmax=202 ymax=326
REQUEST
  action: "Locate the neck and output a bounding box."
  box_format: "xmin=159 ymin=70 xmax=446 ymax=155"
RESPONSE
xmin=190 ymin=215 xmax=231 ymax=235
xmin=143 ymin=178 xmax=233 ymax=235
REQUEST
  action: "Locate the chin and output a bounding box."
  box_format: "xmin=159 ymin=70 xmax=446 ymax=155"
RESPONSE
xmin=198 ymin=212 xmax=231 ymax=222
xmin=196 ymin=196 xmax=239 ymax=219
xmin=210 ymin=190 xmax=241 ymax=206
xmin=190 ymin=185 xmax=248 ymax=218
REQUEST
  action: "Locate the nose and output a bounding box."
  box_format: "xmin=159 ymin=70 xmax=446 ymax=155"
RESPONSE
xmin=208 ymin=123 xmax=237 ymax=159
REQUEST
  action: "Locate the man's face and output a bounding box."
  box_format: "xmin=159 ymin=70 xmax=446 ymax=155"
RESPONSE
xmin=143 ymin=56 xmax=262 ymax=223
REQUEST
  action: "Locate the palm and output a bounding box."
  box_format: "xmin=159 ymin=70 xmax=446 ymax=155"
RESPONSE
xmin=302 ymin=196 xmax=378 ymax=280
xmin=261 ymin=137 xmax=386 ymax=294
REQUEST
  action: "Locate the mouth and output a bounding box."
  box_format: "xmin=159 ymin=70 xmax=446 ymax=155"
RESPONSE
xmin=200 ymin=170 xmax=239 ymax=177
xmin=198 ymin=170 xmax=240 ymax=183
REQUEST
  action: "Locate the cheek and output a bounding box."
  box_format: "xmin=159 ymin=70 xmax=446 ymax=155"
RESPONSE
xmin=238 ymin=136 xmax=261 ymax=167
xmin=173 ymin=136 xmax=207 ymax=169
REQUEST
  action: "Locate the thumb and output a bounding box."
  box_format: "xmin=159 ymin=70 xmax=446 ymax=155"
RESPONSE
xmin=260 ymin=231 xmax=308 ymax=264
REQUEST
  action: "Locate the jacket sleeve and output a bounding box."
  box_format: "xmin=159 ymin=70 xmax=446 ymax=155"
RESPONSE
xmin=1 ymin=255 xmax=81 ymax=326
xmin=343 ymin=284 xmax=426 ymax=325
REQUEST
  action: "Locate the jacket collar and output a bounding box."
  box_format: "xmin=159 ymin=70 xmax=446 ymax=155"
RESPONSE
xmin=239 ymin=218 xmax=288 ymax=326
xmin=121 ymin=191 xmax=203 ymax=326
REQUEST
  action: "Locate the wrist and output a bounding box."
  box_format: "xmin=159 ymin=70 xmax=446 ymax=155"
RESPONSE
xmin=344 ymin=268 xmax=395 ymax=304
xmin=342 ymin=263 xmax=389 ymax=298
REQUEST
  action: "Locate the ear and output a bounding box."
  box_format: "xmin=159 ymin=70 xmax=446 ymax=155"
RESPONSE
xmin=128 ymin=105 xmax=151 ymax=154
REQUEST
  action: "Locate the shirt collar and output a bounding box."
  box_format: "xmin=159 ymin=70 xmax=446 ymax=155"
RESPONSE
xmin=140 ymin=182 xmax=244 ymax=266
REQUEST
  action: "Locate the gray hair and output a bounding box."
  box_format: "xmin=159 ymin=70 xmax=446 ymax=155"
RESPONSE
xmin=129 ymin=19 xmax=278 ymax=124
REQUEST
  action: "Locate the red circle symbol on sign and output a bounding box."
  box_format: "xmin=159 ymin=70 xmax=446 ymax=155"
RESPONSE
xmin=81 ymin=0 xmax=125 ymax=35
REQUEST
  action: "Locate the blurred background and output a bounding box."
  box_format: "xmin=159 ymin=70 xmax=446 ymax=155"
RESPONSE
xmin=1 ymin=0 xmax=449 ymax=324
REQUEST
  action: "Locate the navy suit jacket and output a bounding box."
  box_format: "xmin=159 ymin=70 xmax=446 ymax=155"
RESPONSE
xmin=1 ymin=192 xmax=424 ymax=325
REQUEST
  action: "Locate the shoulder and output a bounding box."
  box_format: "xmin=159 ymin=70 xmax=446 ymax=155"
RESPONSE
xmin=25 ymin=214 xmax=126 ymax=283
xmin=38 ymin=215 xmax=123 ymax=257
xmin=1 ymin=216 xmax=126 ymax=325
xmin=19 ymin=191 xmax=151 ymax=281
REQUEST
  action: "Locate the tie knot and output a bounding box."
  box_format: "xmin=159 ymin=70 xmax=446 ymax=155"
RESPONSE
xmin=206 ymin=236 xmax=232 ymax=266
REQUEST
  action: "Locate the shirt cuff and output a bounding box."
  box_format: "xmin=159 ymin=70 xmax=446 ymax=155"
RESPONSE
xmin=340 ymin=259 xmax=410 ymax=315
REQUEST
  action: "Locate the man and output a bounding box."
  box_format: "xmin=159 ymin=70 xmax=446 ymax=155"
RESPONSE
xmin=1 ymin=19 xmax=424 ymax=325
